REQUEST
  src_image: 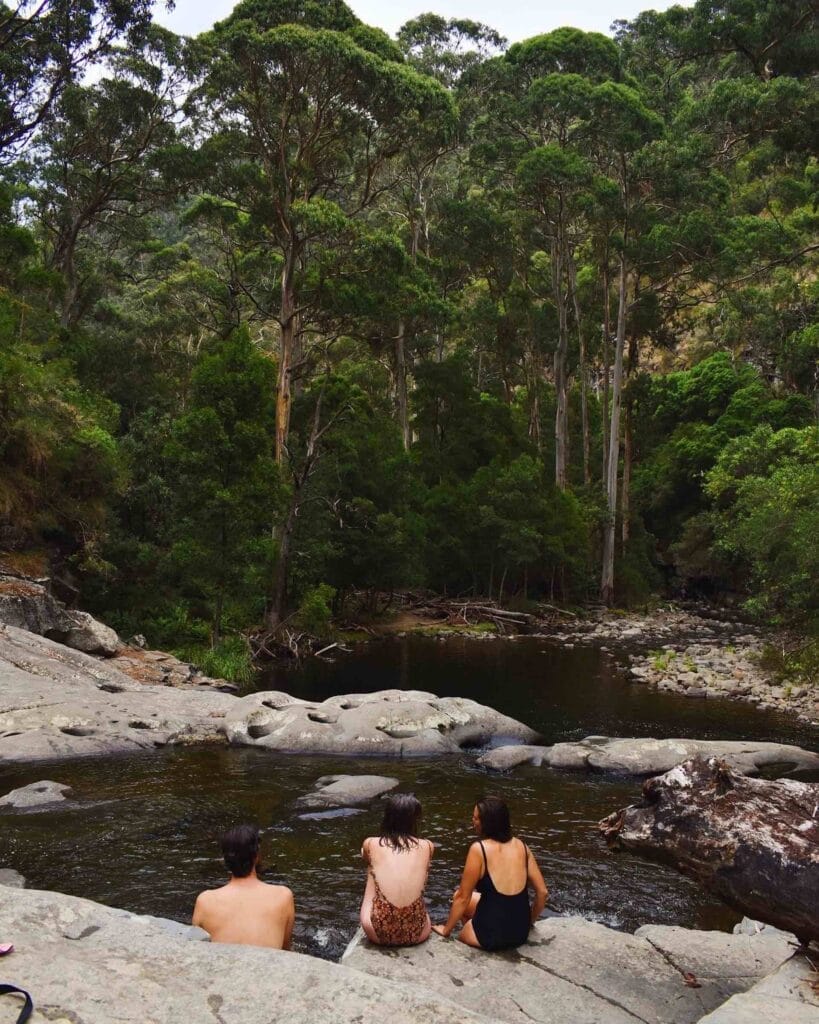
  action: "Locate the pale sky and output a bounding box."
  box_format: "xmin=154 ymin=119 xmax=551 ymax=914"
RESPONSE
xmin=155 ymin=0 xmax=694 ymax=42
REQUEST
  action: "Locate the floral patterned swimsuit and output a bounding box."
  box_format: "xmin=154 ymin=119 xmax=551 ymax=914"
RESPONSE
xmin=368 ymin=844 xmax=431 ymax=946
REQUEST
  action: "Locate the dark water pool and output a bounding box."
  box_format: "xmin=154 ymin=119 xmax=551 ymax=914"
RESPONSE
xmin=0 ymin=636 xmax=814 ymax=961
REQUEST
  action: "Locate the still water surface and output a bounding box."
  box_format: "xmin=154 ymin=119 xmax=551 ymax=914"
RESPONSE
xmin=1 ymin=637 xmax=814 ymax=960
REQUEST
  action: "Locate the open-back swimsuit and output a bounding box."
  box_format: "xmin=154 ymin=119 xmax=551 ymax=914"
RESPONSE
xmin=369 ymin=846 xmax=430 ymax=946
xmin=471 ymin=839 xmax=531 ymax=951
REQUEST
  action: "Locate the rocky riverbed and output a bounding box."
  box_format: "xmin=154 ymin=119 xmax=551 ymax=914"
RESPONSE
xmin=538 ymin=608 xmax=817 ymax=726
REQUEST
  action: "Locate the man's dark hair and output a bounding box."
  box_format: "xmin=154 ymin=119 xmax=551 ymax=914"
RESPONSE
xmin=379 ymin=793 xmax=422 ymax=851
xmin=475 ymin=795 xmax=513 ymax=842
xmin=221 ymin=824 xmax=260 ymax=877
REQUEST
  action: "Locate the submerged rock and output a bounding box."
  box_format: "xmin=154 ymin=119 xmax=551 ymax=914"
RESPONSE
xmin=0 ymin=780 xmax=73 ymax=811
xmin=480 ymin=736 xmax=819 ymax=777
xmin=297 ymin=775 xmax=399 ymax=810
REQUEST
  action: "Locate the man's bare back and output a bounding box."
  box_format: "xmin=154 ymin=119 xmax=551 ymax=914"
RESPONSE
xmin=193 ymin=824 xmax=295 ymax=950
xmin=193 ymin=875 xmax=294 ymax=948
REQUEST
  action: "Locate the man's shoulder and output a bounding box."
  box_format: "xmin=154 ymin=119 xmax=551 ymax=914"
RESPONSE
xmin=262 ymin=882 xmax=294 ymax=903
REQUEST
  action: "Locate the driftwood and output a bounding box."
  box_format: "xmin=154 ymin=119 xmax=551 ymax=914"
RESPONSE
xmin=600 ymin=757 xmax=819 ymax=944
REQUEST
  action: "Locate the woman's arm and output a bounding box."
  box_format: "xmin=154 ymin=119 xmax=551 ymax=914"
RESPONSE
xmin=432 ymin=843 xmax=482 ymax=937
xmin=525 ymin=845 xmax=549 ymax=925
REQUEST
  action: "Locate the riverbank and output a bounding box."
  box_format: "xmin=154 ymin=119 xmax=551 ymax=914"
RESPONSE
xmin=363 ymin=603 xmax=817 ymax=726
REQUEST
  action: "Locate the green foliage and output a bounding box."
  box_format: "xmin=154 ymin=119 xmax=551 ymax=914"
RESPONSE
xmin=174 ymin=635 xmax=255 ymax=687
xmin=295 ymin=584 xmax=336 ymax=638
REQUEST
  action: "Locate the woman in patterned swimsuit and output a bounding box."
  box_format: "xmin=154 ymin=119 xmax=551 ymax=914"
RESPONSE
xmin=359 ymin=794 xmax=434 ymax=947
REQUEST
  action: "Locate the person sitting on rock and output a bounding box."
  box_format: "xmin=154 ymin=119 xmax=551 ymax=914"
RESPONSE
xmin=432 ymin=795 xmax=548 ymax=950
xmin=193 ymin=823 xmax=294 ymax=949
xmin=360 ymin=793 xmax=434 ymax=946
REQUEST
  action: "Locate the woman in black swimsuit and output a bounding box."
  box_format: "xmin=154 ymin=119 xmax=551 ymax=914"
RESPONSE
xmin=432 ymin=795 xmax=548 ymax=950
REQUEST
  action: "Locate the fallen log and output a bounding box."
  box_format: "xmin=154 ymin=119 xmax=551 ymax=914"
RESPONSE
xmin=599 ymin=757 xmax=819 ymax=944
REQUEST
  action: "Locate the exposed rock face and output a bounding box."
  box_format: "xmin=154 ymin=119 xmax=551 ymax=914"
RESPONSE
xmin=344 ymin=917 xmax=794 ymax=1024
xmin=0 ymin=624 xmax=536 ymax=764
xmin=0 ymin=574 xmax=120 ymax=656
xmin=477 ymin=736 xmax=819 ymax=777
xmin=0 ymin=623 xmax=235 ymax=763
xmin=0 ymin=868 xmax=25 ymax=887
xmin=222 ymin=689 xmax=538 ymax=757
xmin=297 ymin=775 xmax=399 ymax=810
xmin=0 ymin=780 xmax=73 ymax=811
xmin=0 ymin=886 xmax=489 ymax=1024
xmin=600 ymin=758 xmax=819 ymax=943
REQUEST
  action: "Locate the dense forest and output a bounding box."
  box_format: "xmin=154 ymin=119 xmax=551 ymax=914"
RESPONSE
xmin=1 ymin=0 xmax=817 ymax=679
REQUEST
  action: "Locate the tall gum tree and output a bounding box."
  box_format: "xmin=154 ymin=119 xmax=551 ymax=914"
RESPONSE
xmin=476 ymin=28 xmax=621 ymax=488
xmin=193 ymin=0 xmax=454 ymax=464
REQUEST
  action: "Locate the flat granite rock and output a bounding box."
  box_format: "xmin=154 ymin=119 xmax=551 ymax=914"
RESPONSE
xmin=696 ymin=953 xmax=819 ymax=1024
xmin=222 ymin=688 xmax=538 ymax=757
xmin=343 ymin=917 xmax=796 ymax=1024
xmin=479 ymin=737 xmax=819 ymax=777
xmin=0 ymin=779 xmax=73 ymax=811
xmin=0 ymin=886 xmax=490 ymax=1024
xmin=297 ymin=774 xmax=400 ymax=810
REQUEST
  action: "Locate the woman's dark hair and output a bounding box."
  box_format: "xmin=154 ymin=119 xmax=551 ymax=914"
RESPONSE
xmin=475 ymin=795 xmax=513 ymax=842
xmin=378 ymin=793 xmax=422 ymax=851
xmin=221 ymin=824 xmax=260 ymax=877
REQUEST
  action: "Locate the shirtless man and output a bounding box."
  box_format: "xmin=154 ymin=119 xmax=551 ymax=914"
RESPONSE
xmin=193 ymin=824 xmax=295 ymax=949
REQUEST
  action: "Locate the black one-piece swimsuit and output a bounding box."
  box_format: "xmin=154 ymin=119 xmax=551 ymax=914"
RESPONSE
xmin=471 ymin=840 xmax=531 ymax=951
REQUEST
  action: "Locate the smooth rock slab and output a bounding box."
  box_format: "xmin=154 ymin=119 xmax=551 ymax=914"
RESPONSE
xmin=222 ymin=688 xmax=538 ymax=757
xmin=634 ymin=924 xmax=795 ymax=1008
xmin=480 ymin=737 xmax=819 ymax=777
xmin=297 ymin=774 xmax=399 ymax=810
xmin=343 ymin=917 xmax=793 ymax=1024
xmin=696 ymin=953 xmax=819 ymax=1024
xmin=0 ymin=780 xmax=73 ymax=811
xmin=0 ymin=886 xmax=490 ymax=1024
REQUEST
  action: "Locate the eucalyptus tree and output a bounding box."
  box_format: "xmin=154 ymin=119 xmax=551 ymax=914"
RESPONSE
xmin=0 ymin=0 xmax=154 ymax=156
xmin=29 ymin=26 xmax=185 ymax=327
xmin=475 ymin=28 xmax=621 ymax=489
xmin=194 ymin=0 xmax=455 ymax=465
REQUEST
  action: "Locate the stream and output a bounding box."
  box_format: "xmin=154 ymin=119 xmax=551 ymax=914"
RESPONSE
xmin=1 ymin=635 xmax=815 ymax=960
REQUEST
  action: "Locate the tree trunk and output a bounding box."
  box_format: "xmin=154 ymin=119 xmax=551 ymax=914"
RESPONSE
xmin=568 ymin=254 xmax=590 ymax=486
xmin=275 ymin=248 xmax=297 ymax=464
xmin=601 ymin=254 xmax=627 ymax=605
xmin=621 ymin=397 xmax=632 ymax=551
xmin=268 ymin=494 xmax=297 ymax=630
xmin=601 ymin=260 xmax=611 ymax=484
xmin=527 ymin=342 xmax=542 ymax=450
xmin=552 ymin=231 xmax=569 ymax=490
xmin=600 ymin=757 xmax=819 ymax=945
xmin=395 ymin=318 xmax=410 ymax=451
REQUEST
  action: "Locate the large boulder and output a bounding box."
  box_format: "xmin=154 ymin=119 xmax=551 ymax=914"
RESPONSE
xmin=222 ymin=689 xmax=538 ymax=757
xmin=0 ymin=574 xmax=121 ymax=656
xmin=0 ymin=886 xmax=490 ymax=1024
xmin=343 ymin=917 xmax=794 ymax=1024
xmin=62 ymin=610 xmax=120 ymax=656
xmin=479 ymin=736 xmax=819 ymax=777
xmin=0 ymin=868 xmax=25 ymax=887
xmin=600 ymin=758 xmax=819 ymax=943
xmin=297 ymin=775 xmax=399 ymax=810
